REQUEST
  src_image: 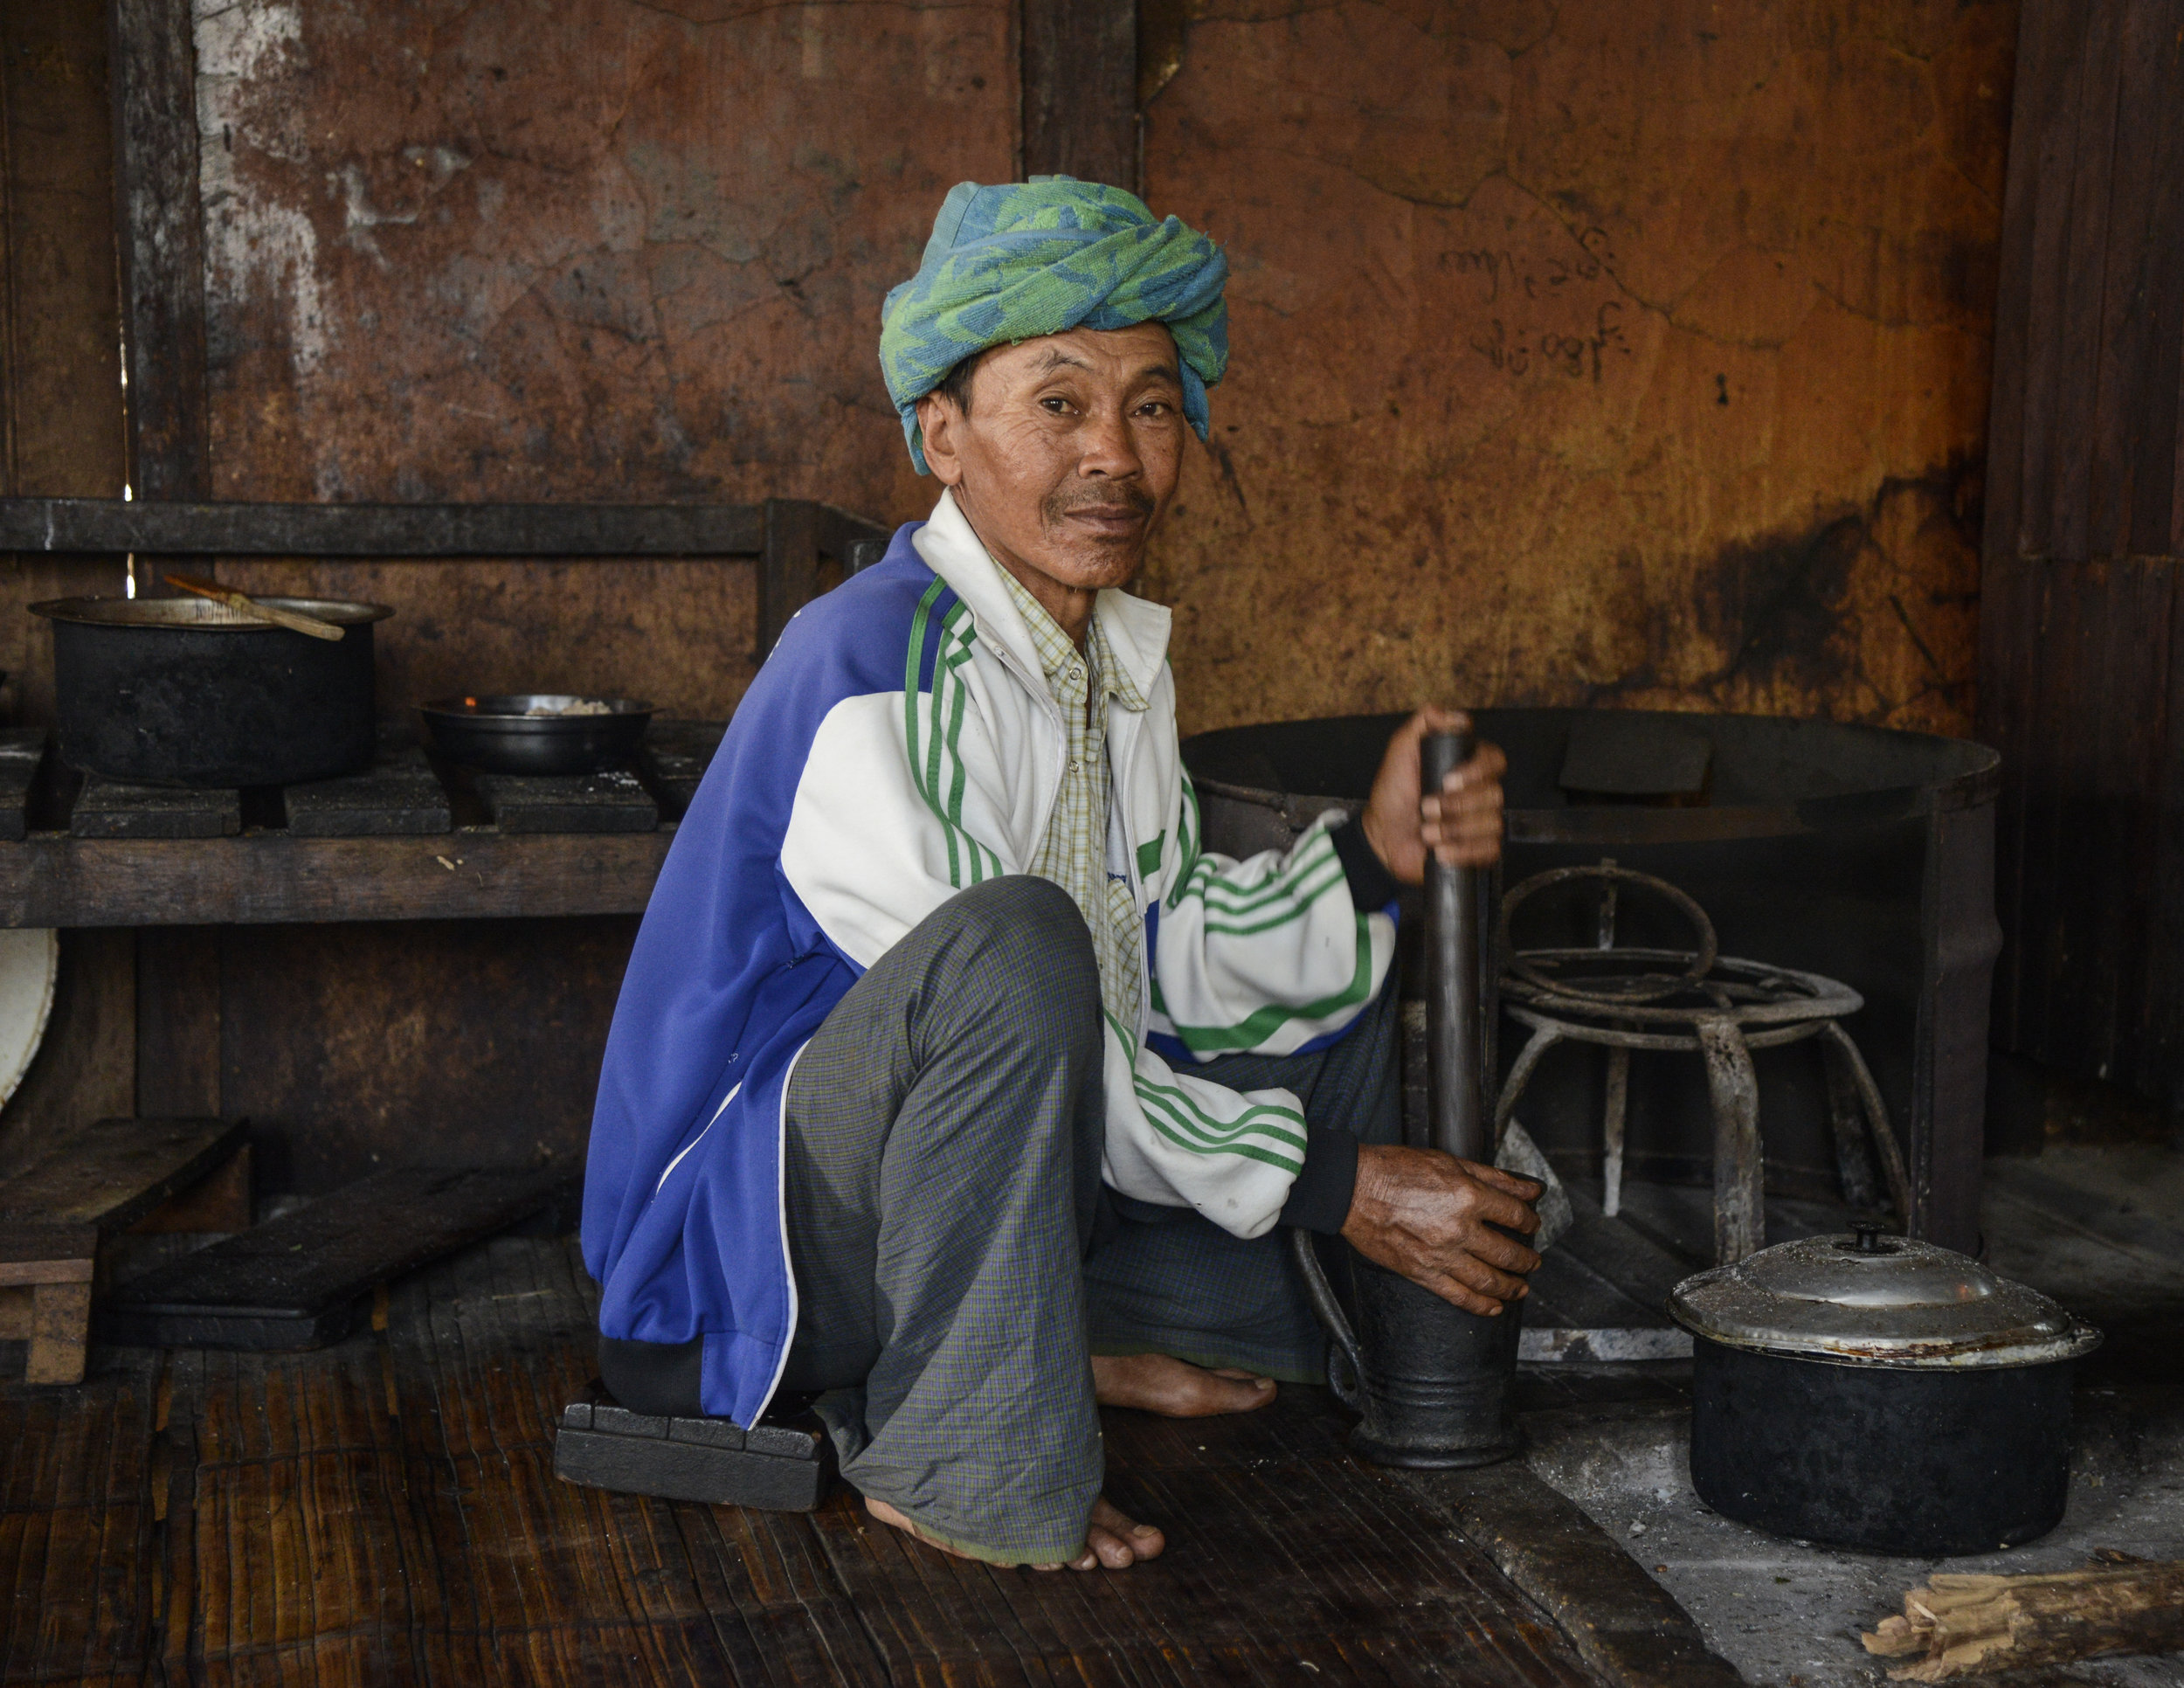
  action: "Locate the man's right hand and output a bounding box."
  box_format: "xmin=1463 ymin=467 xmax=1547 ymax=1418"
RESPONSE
xmin=1340 ymin=1144 xmax=1544 ymax=1316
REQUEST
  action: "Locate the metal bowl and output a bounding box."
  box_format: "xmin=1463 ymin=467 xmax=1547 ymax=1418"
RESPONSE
xmin=420 ymin=694 xmax=653 ymax=776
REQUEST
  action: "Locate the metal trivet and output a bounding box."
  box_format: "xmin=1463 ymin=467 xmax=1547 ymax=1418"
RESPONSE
xmin=1496 ymin=861 xmax=1911 ymax=1264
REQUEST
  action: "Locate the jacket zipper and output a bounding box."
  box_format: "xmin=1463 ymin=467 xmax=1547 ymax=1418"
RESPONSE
xmin=976 ymin=618 xmax=1072 ymax=859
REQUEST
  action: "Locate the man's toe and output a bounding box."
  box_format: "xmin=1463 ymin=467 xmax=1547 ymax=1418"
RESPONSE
xmin=1087 ymin=1497 xmax=1163 ymax=1566
xmin=1210 ymin=1373 xmax=1276 ymax=1412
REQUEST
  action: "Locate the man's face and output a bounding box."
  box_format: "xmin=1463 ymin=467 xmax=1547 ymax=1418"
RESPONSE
xmin=915 ymin=322 xmax=1186 ymax=595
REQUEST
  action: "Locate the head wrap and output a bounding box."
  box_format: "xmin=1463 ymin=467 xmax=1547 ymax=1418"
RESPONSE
xmin=880 ymin=176 xmax=1229 ymax=473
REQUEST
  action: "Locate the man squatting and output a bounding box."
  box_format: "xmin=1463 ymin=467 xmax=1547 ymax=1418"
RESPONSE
xmin=584 ymin=177 xmax=1545 ymax=1570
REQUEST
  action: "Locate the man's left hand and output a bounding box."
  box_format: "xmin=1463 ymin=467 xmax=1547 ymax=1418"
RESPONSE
xmin=1358 ymin=706 xmax=1507 ymax=885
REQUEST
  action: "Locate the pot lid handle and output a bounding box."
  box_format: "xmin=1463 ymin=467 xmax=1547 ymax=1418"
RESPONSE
xmin=1849 ymin=1221 xmax=1890 ymax=1256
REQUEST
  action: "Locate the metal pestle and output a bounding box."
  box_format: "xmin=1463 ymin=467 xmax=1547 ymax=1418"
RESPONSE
xmin=1422 ymin=728 xmax=1485 ymax=1163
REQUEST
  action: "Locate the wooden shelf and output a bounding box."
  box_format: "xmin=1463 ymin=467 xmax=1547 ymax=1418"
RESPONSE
xmin=0 ymin=722 xmax=728 ymax=927
xmin=0 ymin=493 xmax=884 ymax=924
xmin=0 ymin=826 xmax=676 ymax=926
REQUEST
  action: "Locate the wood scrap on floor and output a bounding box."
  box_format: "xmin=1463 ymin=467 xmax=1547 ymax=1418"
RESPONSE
xmin=1863 ymin=1556 xmax=2184 ymax=1680
xmin=102 ymin=1162 xmax=575 ymax=1351
xmin=0 ymin=1117 xmax=250 ymax=1384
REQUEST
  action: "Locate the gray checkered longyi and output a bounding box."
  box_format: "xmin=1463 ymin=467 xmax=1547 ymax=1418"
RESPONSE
xmin=778 ymin=877 xmax=1400 ymax=1560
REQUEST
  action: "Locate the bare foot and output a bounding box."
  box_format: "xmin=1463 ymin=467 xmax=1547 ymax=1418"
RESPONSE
xmin=1092 ymin=1352 xmax=1277 ymax=1417
xmin=866 ymin=1493 xmax=1165 ymax=1570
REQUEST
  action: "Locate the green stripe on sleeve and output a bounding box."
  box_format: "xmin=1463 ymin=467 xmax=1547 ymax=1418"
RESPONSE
xmin=1156 ymin=916 xmax=1379 ymax=1055
xmin=1109 ymin=1013 xmax=1308 ymax=1166
xmin=1194 ymin=858 xmax=1351 ymax=937
xmin=1132 ymin=1086 xmax=1305 ymax=1170
xmin=1171 ymin=828 xmax=1337 ymax=916
xmin=1134 ymin=1077 xmax=1309 ymax=1153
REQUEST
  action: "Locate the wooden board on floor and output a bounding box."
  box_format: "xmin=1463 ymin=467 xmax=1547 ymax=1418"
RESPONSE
xmin=6 ymin=1235 xmax=1611 ymax=1686
xmin=0 ymin=1116 xmax=246 ymax=1258
xmin=103 ymin=1164 xmax=576 ymax=1350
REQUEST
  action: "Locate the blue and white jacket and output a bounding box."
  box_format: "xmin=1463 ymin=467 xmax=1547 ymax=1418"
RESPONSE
xmin=583 ymin=492 xmax=1397 ymax=1424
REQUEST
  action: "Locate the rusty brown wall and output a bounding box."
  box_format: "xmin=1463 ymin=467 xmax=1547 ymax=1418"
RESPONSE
xmin=199 ymin=0 xmax=1016 ymax=719
xmin=198 ymin=1 xmax=2011 ymax=739
xmin=1140 ymin=0 xmax=2015 ymax=737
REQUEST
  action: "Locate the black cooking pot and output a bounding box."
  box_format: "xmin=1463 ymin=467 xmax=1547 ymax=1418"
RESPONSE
xmin=31 ymin=595 xmax=391 ymax=788
xmin=1669 ymin=1225 xmax=2100 ymax=1556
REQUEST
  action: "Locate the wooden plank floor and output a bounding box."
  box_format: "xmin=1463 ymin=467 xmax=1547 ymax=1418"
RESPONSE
xmin=1 ymin=1238 xmax=1598 ymax=1686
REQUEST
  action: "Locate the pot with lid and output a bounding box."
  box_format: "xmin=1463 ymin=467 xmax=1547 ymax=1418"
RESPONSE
xmin=1669 ymin=1223 xmax=2100 ymax=1556
xmin=31 ymin=594 xmax=391 ymax=789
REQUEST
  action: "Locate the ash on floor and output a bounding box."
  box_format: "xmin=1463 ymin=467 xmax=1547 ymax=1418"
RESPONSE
xmin=1523 ymin=1387 xmax=2183 ymax=1687
xmin=1510 ymin=1146 xmax=2184 ymax=1687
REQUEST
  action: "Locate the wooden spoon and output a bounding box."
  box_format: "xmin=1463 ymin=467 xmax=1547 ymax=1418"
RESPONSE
xmin=164 ymin=574 xmax=347 ymax=642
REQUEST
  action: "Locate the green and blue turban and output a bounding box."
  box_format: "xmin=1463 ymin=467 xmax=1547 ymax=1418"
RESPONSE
xmin=880 ymin=176 xmax=1229 ymax=473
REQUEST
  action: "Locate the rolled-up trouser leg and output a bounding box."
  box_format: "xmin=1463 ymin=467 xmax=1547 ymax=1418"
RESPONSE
xmin=779 ymin=875 xmax=1106 ymax=1565
xmin=1083 ymin=972 xmax=1402 ymax=1380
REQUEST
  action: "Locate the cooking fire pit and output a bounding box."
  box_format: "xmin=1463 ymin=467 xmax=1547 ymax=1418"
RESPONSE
xmin=1180 ymin=709 xmax=2001 ymax=1250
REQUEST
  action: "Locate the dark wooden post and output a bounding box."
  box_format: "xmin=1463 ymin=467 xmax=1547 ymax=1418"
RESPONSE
xmin=757 ymin=498 xmax=820 ymax=663
xmin=109 ymin=0 xmax=220 ymax=1118
xmin=1978 ymin=0 xmax=2184 ymax=1122
xmin=1020 ymin=0 xmax=1138 ymax=189
xmin=1912 ymin=795 xmax=2004 ymax=1251
xmin=108 ymin=0 xmax=209 ymax=504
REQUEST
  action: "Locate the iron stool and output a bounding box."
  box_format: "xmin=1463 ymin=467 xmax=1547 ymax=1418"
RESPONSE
xmin=1495 ymin=862 xmax=1911 ymax=1264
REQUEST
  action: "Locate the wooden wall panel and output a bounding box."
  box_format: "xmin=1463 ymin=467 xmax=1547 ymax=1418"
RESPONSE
xmin=112 ymin=0 xmax=210 ymax=501
xmin=216 ymin=557 xmax=758 ymax=720
xmin=1979 ymin=0 xmax=2184 ymax=1104
xmin=1137 ymin=1 xmax=2015 ymax=739
xmin=193 ymin=0 xmax=1014 ymax=515
xmin=217 ymin=918 xmax=637 ymax=1195
xmin=0 ymin=0 xmax=129 ymax=716
xmin=112 ymin=0 xmax=220 ymax=1124
xmin=187 ymin=2 xmax=2012 ymax=746
xmin=0 ymin=0 xmax=135 ymax=1174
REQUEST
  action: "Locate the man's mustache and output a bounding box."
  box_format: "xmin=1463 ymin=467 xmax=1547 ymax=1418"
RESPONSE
xmin=1047 ymin=484 xmax=1157 ymax=521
